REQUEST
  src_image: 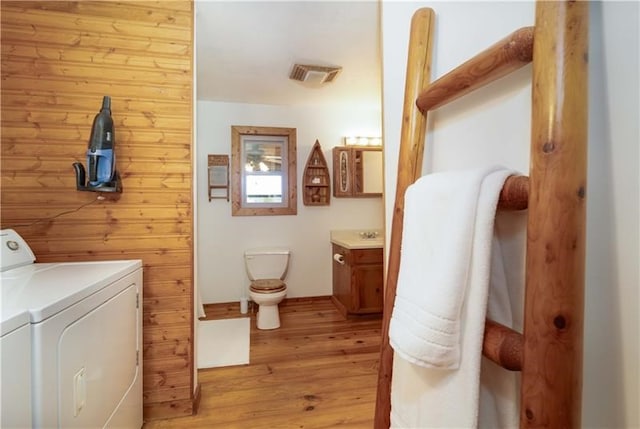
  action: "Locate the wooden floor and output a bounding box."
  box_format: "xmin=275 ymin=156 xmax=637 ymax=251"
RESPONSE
xmin=143 ymin=297 xmax=382 ymax=429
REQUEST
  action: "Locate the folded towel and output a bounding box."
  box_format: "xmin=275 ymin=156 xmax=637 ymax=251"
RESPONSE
xmin=388 ymin=166 xmax=518 ymax=428
xmin=389 ymin=166 xmax=512 ymax=368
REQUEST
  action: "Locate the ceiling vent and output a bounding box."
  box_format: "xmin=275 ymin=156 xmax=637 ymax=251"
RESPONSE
xmin=289 ymin=64 xmax=342 ymax=85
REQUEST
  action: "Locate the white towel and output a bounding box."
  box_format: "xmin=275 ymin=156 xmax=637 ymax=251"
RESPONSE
xmin=389 ymin=166 xmax=519 ymax=428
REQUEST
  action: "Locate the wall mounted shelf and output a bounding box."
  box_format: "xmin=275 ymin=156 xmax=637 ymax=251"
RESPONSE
xmin=208 ymin=154 xmax=229 ymax=201
xmin=303 ymin=140 xmax=330 ymax=206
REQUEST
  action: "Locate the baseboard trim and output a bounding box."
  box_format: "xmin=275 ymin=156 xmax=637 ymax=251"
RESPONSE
xmin=202 ymin=296 xmax=335 ymax=321
xmin=280 ymin=295 xmax=332 ymax=305
xmin=203 ymin=295 xmax=332 ymax=310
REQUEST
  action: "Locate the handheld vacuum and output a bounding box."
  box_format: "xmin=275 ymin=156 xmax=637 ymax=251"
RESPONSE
xmin=73 ymin=95 xmax=122 ymax=192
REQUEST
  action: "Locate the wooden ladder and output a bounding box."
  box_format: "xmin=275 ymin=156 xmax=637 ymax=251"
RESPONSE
xmin=374 ymin=1 xmax=588 ymax=427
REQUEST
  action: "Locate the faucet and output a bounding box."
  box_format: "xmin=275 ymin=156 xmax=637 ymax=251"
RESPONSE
xmin=359 ymin=231 xmax=379 ymax=239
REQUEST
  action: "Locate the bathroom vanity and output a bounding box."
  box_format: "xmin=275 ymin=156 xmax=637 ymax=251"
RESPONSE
xmin=330 ymin=230 xmax=383 ymax=318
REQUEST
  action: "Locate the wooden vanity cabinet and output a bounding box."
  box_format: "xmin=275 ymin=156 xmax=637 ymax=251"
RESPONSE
xmin=331 ymin=243 xmax=383 ymax=317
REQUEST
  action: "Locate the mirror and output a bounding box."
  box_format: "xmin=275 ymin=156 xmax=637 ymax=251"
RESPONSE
xmin=231 ymin=126 xmax=297 ymax=216
xmin=355 ymin=149 xmax=383 ymax=195
xmin=333 ymin=146 xmax=383 ymax=197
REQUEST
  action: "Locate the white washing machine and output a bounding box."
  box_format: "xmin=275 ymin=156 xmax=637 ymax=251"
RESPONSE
xmin=0 ymin=229 xmax=143 ymax=428
xmin=1 ymin=275 xmax=32 ymax=428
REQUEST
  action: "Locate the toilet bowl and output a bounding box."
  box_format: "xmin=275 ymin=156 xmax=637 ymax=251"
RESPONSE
xmin=244 ymin=249 xmax=290 ymax=330
xmin=249 ymin=282 xmax=287 ymax=330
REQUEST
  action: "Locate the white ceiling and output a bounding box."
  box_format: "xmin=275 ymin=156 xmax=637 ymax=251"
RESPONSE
xmin=195 ymin=1 xmax=382 ymax=108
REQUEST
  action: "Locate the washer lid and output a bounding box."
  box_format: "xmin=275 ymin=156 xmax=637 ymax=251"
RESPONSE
xmin=1 ymin=260 xmax=142 ymax=324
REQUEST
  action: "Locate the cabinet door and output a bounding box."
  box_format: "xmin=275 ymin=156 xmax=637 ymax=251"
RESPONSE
xmin=353 ymin=264 xmax=384 ymax=314
xmin=332 ymin=148 xmax=351 ymax=197
xmin=332 ymin=245 xmax=352 ymax=315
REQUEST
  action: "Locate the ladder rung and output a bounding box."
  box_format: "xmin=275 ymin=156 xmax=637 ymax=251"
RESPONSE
xmin=417 ymin=27 xmax=534 ymax=112
xmin=483 ymin=318 xmax=523 ymax=371
xmin=498 ymin=175 xmax=529 ymax=210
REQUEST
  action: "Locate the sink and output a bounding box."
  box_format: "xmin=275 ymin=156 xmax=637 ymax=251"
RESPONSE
xmin=359 ymin=231 xmax=379 ymax=239
xmin=330 ymin=229 xmax=383 ymax=249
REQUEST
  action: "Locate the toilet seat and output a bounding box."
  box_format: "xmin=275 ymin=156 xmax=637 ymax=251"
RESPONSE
xmin=250 ymin=279 xmax=286 ymax=294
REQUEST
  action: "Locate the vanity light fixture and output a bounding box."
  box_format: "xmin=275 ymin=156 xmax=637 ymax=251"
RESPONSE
xmin=343 ymin=136 xmax=382 ymax=147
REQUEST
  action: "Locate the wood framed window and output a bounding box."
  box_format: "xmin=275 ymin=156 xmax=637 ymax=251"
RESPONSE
xmin=231 ymin=126 xmax=297 ymax=216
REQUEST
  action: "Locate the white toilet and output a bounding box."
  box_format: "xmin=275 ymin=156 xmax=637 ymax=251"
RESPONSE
xmin=244 ymin=248 xmax=290 ymax=330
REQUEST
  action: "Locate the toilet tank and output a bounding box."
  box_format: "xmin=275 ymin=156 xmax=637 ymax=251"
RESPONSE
xmin=244 ymin=248 xmax=291 ymax=281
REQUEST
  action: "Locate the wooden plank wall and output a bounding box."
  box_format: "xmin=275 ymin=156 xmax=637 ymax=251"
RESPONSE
xmin=0 ymin=1 xmax=195 ymax=421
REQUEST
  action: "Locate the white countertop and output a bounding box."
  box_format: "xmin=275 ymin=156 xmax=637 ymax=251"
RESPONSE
xmin=330 ymin=229 xmax=384 ymax=249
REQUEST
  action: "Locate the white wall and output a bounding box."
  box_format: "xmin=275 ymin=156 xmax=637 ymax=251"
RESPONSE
xmin=196 ymin=100 xmax=383 ymax=304
xmin=381 ymin=1 xmax=638 ymax=427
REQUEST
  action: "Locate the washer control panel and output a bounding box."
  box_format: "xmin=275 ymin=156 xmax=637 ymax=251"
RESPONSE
xmin=1 ymin=229 xmax=35 ymax=272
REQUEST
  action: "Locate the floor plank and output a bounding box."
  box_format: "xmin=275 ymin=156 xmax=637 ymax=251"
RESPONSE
xmin=144 ymin=297 xmax=382 ymax=428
